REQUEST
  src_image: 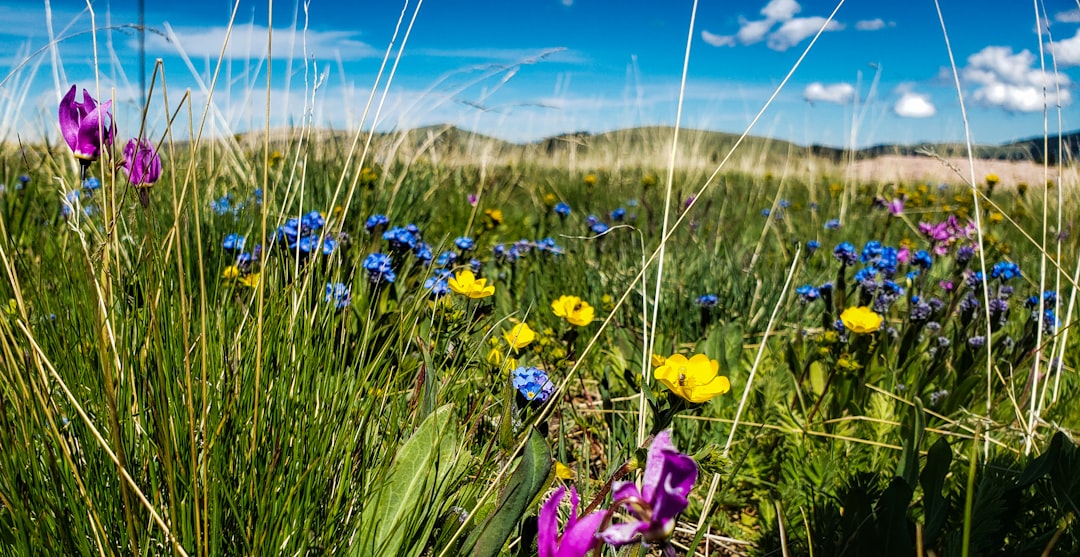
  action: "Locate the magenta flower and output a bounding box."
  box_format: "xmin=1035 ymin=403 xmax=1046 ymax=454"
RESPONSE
xmin=538 ymin=486 xmax=604 ymax=557
xmin=600 ymin=430 xmax=698 ymax=546
xmin=58 ymin=85 xmax=114 ymax=170
xmin=123 ymin=139 xmax=162 ymax=207
xmin=887 ymin=197 xmax=904 ymax=216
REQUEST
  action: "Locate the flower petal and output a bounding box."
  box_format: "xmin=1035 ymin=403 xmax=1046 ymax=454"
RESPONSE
xmin=537 ymin=487 xmax=565 ymax=557
xmin=598 ymin=519 xmax=647 ymax=546
xmin=558 ymin=508 xmax=604 ymax=556
xmin=58 ymin=85 xmax=80 ymax=151
xmin=642 ymin=430 xmax=677 ymax=502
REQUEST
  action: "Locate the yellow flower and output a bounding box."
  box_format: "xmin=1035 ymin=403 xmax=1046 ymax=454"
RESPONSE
xmin=584 ymin=173 xmax=598 ymax=187
xmin=543 ymin=192 xmax=558 ymax=206
xmin=222 ymin=265 xmax=240 ymax=280
xmin=551 ymin=295 xmax=594 ymax=327
xmin=360 ymin=167 xmax=379 ymax=187
xmin=5 ymin=299 xmax=16 ymax=316
xmin=989 ymin=212 xmax=1004 ymax=223
xmin=985 ymin=173 xmax=1000 ymax=187
xmin=484 ymin=208 xmax=503 ymax=226
xmin=555 ymin=461 xmax=576 ymax=480
xmin=601 ymin=294 xmax=615 ymax=312
xmin=642 ymin=174 xmax=658 ymax=188
xmin=487 ymin=347 xmax=504 ymax=366
xmin=840 ymin=306 xmax=883 ymax=334
xmin=503 ymin=322 xmax=536 ymax=350
xmin=651 ymin=353 xmax=667 ymax=367
xmin=449 ymin=269 xmax=495 ymax=299
xmin=239 ymin=273 xmax=261 ymax=289
xmin=654 ymin=354 xmax=730 ymax=404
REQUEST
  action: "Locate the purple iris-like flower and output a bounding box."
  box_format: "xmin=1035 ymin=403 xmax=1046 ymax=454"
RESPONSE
xmin=600 ymin=430 xmax=698 ymax=546
xmin=123 ymin=139 xmax=162 ymax=186
xmin=59 ymin=85 xmax=115 ymax=164
xmin=538 ymin=487 xmax=604 ymax=557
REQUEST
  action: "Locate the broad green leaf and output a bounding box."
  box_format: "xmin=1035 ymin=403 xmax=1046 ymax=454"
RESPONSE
xmin=460 ymin=429 xmax=552 ymax=557
xmin=920 ymin=437 xmax=952 ymax=543
xmin=358 ymin=404 xmax=464 ymax=557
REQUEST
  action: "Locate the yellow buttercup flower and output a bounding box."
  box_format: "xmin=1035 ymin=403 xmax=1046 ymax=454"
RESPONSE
xmin=449 ymin=269 xmax=495 ymax=299
xmin=543 ymin=192 xmax=557 ymax=206
xmin=503 ymin=322 xmax=536 ymax=351
xmin=551 ymin=295 xmax=594 ymax=327
xmin=555 ymin=461 xmax=575 ymax=480
xmin=239 ymin=272 xmax=261 ymax=289
xmin=651 ymin=353 xmax=667 ymax=367
xmin=583 ymin=173 xmax=598 ymax=187
xmin=484 ymin=208 xmax=504 ymax=226
xmin=840 ymin=306 xmax=883 ymax=334
xmin=222 ymin=265 xmax=240 ymax=280
xmin=985 ymin=173 xmax=1000 ymax=187
xmin=654 ymin=354 xmax=730 ymax=404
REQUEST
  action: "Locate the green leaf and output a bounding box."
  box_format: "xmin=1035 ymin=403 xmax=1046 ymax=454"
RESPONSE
xmin=920 ymin=437 xmax=952 ymax=543
xmin=460 ymin=429 xmax=553 ymax=557
xmin=358 ymin=404 xmax=464 ymax=557
xmin=896 ymin=398 xmax=925 ymax=488
xmin=809 ymin=361 xmax=827 ymax=395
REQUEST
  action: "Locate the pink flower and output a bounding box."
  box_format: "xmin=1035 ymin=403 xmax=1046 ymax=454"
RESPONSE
xmin=58 ymin=85 xmax=115 ymax=172
xmin=538 ymin=487 xmax=604 ymax=557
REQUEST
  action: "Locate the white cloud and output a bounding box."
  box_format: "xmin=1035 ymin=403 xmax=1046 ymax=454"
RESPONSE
xmin=1055 ymin=9 xmax=1080 ymax=23
xmin=962 ymin=45 xmax=1071 ymax=112
xmin=768 ymin=17 xmax=843 ymax=51
xmin=700 ymin=30 xmax=735 ymax=47
xmin=143 ymin=23 xmax=378 ymax=61
xmin=561 ymin=0 xmax=573 ymax=6
xmin=855 ymin=18 xmax=886 ymax=31
xmin=760 ymin=0 xmax=801 ymax=21
xmin=803 ymin=82 xmax=854 ymax=104
xmin=894 ymin=92 xmax=935 ymax=118
xmin=1049 ymin=29 xmax=1080 ymax=67
xmin=737 ymin=18 xmax=774 ymax=44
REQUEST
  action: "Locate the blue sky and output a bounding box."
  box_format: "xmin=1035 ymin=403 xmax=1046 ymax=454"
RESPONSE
xmin=2 ymin=0 xmax=1080 ymax=148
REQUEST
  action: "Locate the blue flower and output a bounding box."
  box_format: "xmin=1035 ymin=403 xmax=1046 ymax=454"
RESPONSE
xmin=990 ymin=261 xmax=1020 ymax=282
xmin=301 ymin=211 xmax=325 ymax=233
xmin=795 ymin=285 xmax=820 ymax=303
xmin=964 ymin=271 xmax=984 ymax=288
xmin=83 ymin=176 xmax=101 ymax=191
xmin=322 ymin=238 xmax=338 ymax=255
xmin=211 ymin=194 xmax=235 ymax=215
xmin=590 ymin=221 xmax=609 ymax=234
xmin=833 ymin=242 xmax=856 ymax=266
xmin=585 ymin=214 xmax=600 ymax=228
xmin=1025 ymin=291 xmax=1057 ymax=310
xmin=696 ymin=294 xmax=719 ymax=307
xmin=383 ymin=226 xmax=418 ymax=252
xmin=223 ymin=233 xmax=245 ymax=252
xmin=435 ymin=250 xmax=458 ymax=267
xmin=806 ymin=240 xmax=820 ymax=255
xmin=511 ymin=366 xmax=555 ymax=402
xmin=912 ymin=250 xmax=933 ymax=270
xmin=555 ymin=202 xmax=571 ymax=217
xmin=363 ymin=253 xmax=396 ymax=284
xmin=423 ymin=269 xmax=452 ymax=297
xmin=277 ymin=218 xmax=301 ymax=245
xmin=365 ymin=214 xmax=390 ymax=232
xmin=779 ymin=199 xmax=791 ymax=209
xmin=956 ymin=245 xmax=975 ymax=265
xmin=824 ymin=219 xmax=841 ymax=230
xmin=454 ymin=236 xmax=475 ymax=251
xmin=325 ymin=282 xmax=351 ymax=309
xmin=414 ymin=242 xmax=433 ymax=263
xmin=860 ymin=241 xmax=883 ymax=263
xmin=760 ymin=208 xmax=771 ymax=217
xmin=611 ymin=207 xmax=626 ymax=221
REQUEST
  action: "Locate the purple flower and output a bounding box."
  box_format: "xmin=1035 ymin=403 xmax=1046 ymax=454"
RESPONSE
xmin=887 ymin=197 xmax=904 ymax=216
xmin=600 ymin=430 xmax=698 ymax=546
xmin=123 ymin=139 xmax=162 ymax=186
xmin=511 ymin=366 xmax=555 ymax=402
xmin=538 ymin=487 xmax=604 ymax=557
xmin=58 ymin=85 xmax=115 ymax=165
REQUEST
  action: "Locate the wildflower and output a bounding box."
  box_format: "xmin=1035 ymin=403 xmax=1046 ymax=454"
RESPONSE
xmin=538 ymin=487 xmax=604 ymax=557
xmin=511 ymin=366 xmax=555 ymax=402
xmin=467 ymin=193 xmax=479 ymax=206
xmin=239 ymin=272 xmax=260 ymax=288
xmin=990 ymin=261 xmax=1020 ymax=282
xmin=83 ymin=176 xmax=101 ymax=192
xmin=761 ymin=208 xmax=771 ymax=217
xmin=362 ymin=253 xmax=396 ymax=285
xmin=300 ymin=211 xmax=325 ymax=233
xmin=795 ymin=285 xmax=820 ymax=303
xmin=551 ymin=295 xmax=594 ymax=327
xmin=642 ymin=174 xmax=658 ymax=187
xmin=484 ymin=208 xmax=503 ymax=226
xmin=840 ymin=306 xmax=883 ymax=334
xmin=414 ymin=242 xmax=433 ymax=263
xmin=454 ymin=236 xmax=475 ymax=251
xmin=223 ymin=233 xmax=245 ymax=252
xmin=58 ymin=85 xmax=115 ymax=171
xmin=448 ymin=269 xmax=495 ymax=298
xmin=912 ymin=249 xmax=933 ymax=270
xmin=504 ymin=323 xmax=536 ymax=351
xmin=555 ymin=202 xmax=571 ymax=217
xmin=435 ymin=251 xmax=458 ymax=267
xmin=806 ymin=240 xmax=820 ymax=255
xmin=887 ymin=197 xmax=904 ymax=216
xmin=543 ymin=192 xmax=558 ymax=206
xmin=833 ymin=242 xmax=857 ymax=266
xmin=359 ymin=167 xmax=379 ymax=187
xmin=654 ymin=354 xmax=730 ymax=403
xmin=590 ymin=221 xmax=609 ymax=234
xmin=325 ymin=282 xmax=351 ymax=309
xmin=584 ymin=173 xmax=598 ymax=187
xmin=365 ymin=214 xmax=390 ymax=232
xmin=824 ymin=218 xmax=841 ymax=230
xmin=651 ymin=354 xmax=667 ymax=367
xmin=383 ymin=226 xmax=418 ymax=252
xmin=423 ymin=269 xmax=452 ymax=297
xmin=211 ymin=194 xmax=236 ymax=216
xmin=122 ymin=139 xmax=162 ymax=207
xmin=611 ymin=207 xmax=626 ymax=221
xmin=985 ymin=173 xmax=1000 ymax=188
xmin=696 ymin=294 xmax=718 ymax=308
xmin=555 ymin=462 xmax=575 ymax=480
xmin=600 ymin=430 xmax=698 ymax=546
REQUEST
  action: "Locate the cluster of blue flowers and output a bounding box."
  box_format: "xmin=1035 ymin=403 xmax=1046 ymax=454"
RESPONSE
xmin=211 ymin=189 xmax=262 ymax=216
xmin=511 ymin=366 xmax=555 ymax=402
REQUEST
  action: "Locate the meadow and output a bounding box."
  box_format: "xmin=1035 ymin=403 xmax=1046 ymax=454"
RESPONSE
xmin=2 ymin=6 xmax=1080 ymax=557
